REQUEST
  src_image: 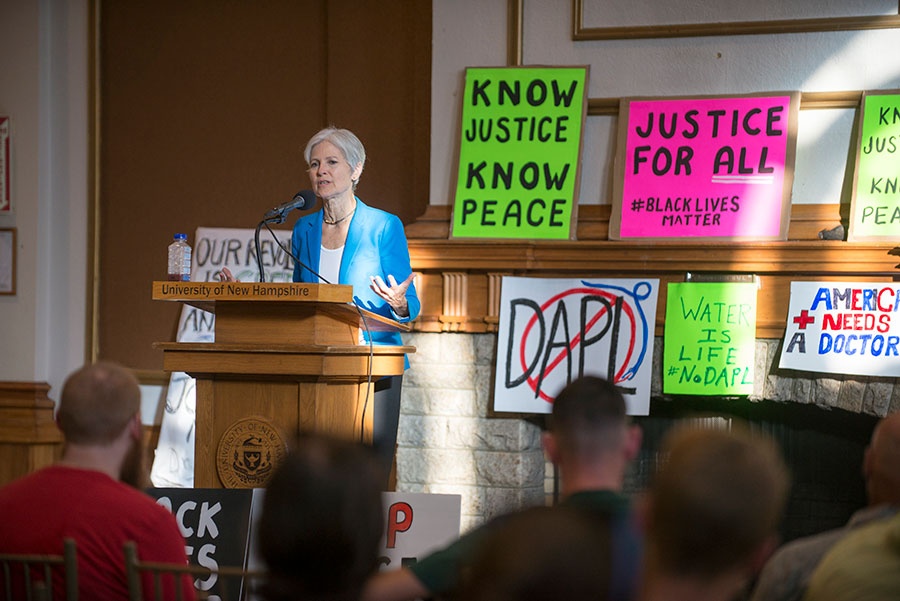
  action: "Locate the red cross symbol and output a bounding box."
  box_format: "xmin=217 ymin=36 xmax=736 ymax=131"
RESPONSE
xmin=793 ymin=309 xmax=816 ymax=329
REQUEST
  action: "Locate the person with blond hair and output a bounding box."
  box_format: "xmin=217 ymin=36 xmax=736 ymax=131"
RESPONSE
xmin=639 ymin=424 xmax=790 ymax=601
xmin=803 ymin=511 xmax=900 ymax=601
xmin=751 ymin=412 xmax=900 ymax=601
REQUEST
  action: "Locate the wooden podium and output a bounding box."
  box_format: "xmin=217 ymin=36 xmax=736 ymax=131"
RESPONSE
xmin=152 ymin=281 xmax=414 ymax=488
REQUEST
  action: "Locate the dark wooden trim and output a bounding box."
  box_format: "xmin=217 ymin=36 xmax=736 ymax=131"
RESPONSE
xmin=587 ymin=91 xmax=863 ymax=117
xmin=406 ymin=203 xmax=845 ymax=241
xmin=88 ymin=0 xmax=101 ymax=363
xmin=0 ymin=382 xmax=60 ymax=442
xmin=404 ymin=203 xmax=899 ymax=338
xmin=572 ymin=0 xmax=900 ymax=40
xmin=507 ymin=0 xmax=523 ymax=66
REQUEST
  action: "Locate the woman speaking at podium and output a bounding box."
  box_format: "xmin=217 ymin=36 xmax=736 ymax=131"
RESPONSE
xmin=224 ymin=126 xmax=420 ymax=484
xmin=292 ymin=126 xmax=420 ymax=482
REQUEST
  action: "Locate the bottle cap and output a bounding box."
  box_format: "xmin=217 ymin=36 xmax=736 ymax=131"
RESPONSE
xmin=174 ymin=233 xmax=187 ymax=240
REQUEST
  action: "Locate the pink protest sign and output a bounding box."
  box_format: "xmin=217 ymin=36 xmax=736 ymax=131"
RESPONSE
xmin=610 ymin=93 xmax=799 ymax=241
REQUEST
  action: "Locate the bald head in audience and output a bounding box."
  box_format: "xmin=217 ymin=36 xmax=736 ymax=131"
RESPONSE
xmin=57 ymin=360 xmax=147 ymax=487
xmin=640 ymin=424 xmax=790 ymax=601
xmin=750 ymin=411 xmax=900 ymax=601
xmin=864 ymin=412 xmax=900 ymax=506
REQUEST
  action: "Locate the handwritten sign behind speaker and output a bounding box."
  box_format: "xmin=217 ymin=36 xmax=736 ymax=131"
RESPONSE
xmin=849 ymin=90 xmax=900 ymax=241
xmin=611 ymin=93 xmax=799 ymax=241
xmin=493 ymin=276 xmax=658 ymax=415
xmin=451 ymin=66 xmax=588 ymax=240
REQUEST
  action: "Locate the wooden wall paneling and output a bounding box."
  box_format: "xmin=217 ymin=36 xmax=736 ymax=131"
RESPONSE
xmin=96 ymin=1 xmax=431 ymax=372
xmin=405 ymin=201 xmax=900 ymax=339
xmin=0 ymin=382 xmax=63 ymax=487
xmin=322 ymin=0 xmax=431 ymax=225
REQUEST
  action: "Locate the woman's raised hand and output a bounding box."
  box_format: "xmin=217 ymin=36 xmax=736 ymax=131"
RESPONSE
xmin=369 ymin=273 xmax=415 ymax=318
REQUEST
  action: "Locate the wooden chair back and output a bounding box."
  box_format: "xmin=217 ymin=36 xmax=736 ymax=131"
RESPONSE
xmin=0 ymin=538 xmax=78 ymax=601
xmin=122 ymin=541 xmax=266 ymax=601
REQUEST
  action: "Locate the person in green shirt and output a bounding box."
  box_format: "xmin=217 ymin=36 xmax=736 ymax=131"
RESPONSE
xmin=362 ymin=375 xmax=644 ymax=601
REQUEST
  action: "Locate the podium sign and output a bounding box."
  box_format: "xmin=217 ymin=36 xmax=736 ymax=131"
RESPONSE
xmin=153 ymin=281 xmax=413 ymax=488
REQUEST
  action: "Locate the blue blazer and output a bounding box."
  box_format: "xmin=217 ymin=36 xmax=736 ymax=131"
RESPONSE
xmin=291 ymin=198 xmax=420 ymax=365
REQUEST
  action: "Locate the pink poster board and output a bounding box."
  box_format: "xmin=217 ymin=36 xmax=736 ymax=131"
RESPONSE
xmin=610 ymin=93 xmax=799 ymax=241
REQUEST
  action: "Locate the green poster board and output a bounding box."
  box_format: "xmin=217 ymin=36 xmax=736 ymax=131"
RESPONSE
xmin=451 ymin=66 xmax=588 ymax=240
xmin=849 ymin=90 xmax=900 ymax=241
xmin=663 ymin=282 xmax=757 ymax=395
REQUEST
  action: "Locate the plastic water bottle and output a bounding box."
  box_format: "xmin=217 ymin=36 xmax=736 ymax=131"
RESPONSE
xmin=167 ymin=233 xmax=192 ymax=281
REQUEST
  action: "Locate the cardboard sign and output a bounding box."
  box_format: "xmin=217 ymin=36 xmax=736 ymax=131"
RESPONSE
xmin=779 ymin=281 xmax=900 ymax=377
xmin=611 ymin=93 xmax=799 ymax=240
xmin=377 ymin=492 xmax=462 ymax=571
xmin=149 ymin=488 xmax=461 ymax=594
xmin=151 ymin=227 xmax=294 ymax=488
xmin=451 ymin=66 xmax=588 ymax=240
xmin=150 ymin=488 xmax=257 ymax=599
xmin=848 ymin=90 xmax=900 ymax=241
xmin=493 ymin=276 xmax=659 ymax=415
xmin=663 ymin=282 xmax=757 ymax=395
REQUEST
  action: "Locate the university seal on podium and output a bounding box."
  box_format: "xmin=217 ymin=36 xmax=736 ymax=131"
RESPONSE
xmin=216 ymin=417 xmax=287 ymax=488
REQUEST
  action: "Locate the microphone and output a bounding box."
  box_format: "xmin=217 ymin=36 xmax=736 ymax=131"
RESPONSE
xmin=264 ymin=189 xmax=316 ymax=222
xmin=256 ymin=189 xmax=316 ymax=282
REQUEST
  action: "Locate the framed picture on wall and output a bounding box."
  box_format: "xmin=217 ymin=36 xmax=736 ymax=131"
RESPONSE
xmin=0 ymin=227 xmax=15 ymax=295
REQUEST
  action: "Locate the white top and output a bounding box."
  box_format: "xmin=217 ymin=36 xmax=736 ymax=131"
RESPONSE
xmin=319 ymin=245 xmax=343 ymax=285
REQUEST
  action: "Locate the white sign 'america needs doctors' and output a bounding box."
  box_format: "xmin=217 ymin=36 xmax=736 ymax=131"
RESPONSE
xmin=779 ymin=281 xmax=900 ymax=377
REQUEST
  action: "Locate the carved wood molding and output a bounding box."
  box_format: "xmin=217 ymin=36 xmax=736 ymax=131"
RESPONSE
xmin=0 ymin=381 xmax=63 ymax=444
xmin=405 ymin=204 xmax=899 ymax=338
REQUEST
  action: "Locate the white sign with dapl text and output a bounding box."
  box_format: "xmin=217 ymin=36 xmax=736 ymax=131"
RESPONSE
xmin=779 ymin=281 xmax=900 ymax=377
xmin=151 ymin=227 xmax=294 ymax=488
xmin=493 ymin=276 xmax=659 ymax=416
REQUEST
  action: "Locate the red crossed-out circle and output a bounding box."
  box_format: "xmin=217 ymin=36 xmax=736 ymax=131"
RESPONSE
xmin=520 ymin=287 xmax=637 ymax=403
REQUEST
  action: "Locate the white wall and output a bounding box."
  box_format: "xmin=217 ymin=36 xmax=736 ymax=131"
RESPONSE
xmin=0 ymin=0 xmax=89 ymax=401
xmin=0 ymin=2 xmax=41 ymax=383
xmin=430 ymin=0 xmax=900 ymax=207
xmin=3 ymin=0 xmax=900 ymax=415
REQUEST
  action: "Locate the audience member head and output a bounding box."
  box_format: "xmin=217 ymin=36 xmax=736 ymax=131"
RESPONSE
xmin=804 ymin=512 xmax=900 ymax=601
xmin=543 ymin=376 xmax=641 ymax=490
xmin=454 ymin=505 xmax=613 ymax=601
xmin=258 ymin=432 xmax=384 ymax=601
xmin=863 ymin=412 xmax=900 ymax=506
xmin=644 ymin=423 xmax=789 ymax=581
xmin=56 ymin=361 xmax=145 ymax=487
xmin=57 ymin=360 xmax=141 ymax=445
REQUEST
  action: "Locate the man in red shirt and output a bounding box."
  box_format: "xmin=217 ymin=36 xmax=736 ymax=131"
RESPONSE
xmin=0 ymin=361 xmax=195 ymax=601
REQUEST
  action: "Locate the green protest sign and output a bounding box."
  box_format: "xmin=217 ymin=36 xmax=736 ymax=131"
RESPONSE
xmin=849 ymin=90 xmax=900 ymax=241
xmin=451 ymin=66 xmax=588 ymax=240
xmin=663 ymin=282 xmax=757 ymax=395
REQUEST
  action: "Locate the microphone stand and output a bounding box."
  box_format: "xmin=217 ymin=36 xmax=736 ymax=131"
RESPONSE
xmin=255 ymin=213 xmax=287 ymax=283
xmin=259 ymin=220 xmax=375 ymax=443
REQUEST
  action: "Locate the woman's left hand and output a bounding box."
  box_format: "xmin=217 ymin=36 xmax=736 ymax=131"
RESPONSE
xmin=370 ymin=273 xmax=415 ymax=318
